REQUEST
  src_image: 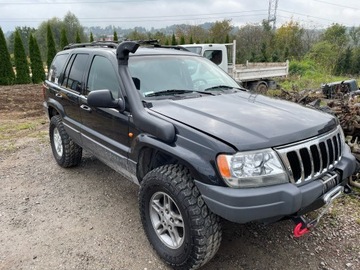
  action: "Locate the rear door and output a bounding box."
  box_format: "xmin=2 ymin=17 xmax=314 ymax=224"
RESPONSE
xmin=48 ymin=52 xmax=90 ymax=143
xmin=79 ymin=52 xmax=133 ymax=179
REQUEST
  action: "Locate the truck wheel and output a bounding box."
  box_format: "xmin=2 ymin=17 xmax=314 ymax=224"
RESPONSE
xmin=139 ymin=164 xmax=222 ymax=270
xmin=255 ymin=82 xmax=268 ymax=94
xmin=49 ymin=115 xmax=82 ymax=168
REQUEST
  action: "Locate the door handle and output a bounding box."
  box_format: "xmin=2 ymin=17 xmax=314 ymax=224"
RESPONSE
xmin=80 ymin=104 xmax=92 ymax=112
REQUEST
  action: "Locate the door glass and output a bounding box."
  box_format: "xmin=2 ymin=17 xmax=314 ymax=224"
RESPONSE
xmin=86 ymin=55 xmax=120 ymax=99
xmin=62 ymin=54 xmax=89 ymax=92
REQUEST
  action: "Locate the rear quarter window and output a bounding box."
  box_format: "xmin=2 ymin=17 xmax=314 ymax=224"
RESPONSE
xmin=48 ymin=53 xmax=69 ymax=84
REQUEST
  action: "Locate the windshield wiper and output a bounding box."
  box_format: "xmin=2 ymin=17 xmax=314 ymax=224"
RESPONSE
xmin=145 ymin=89 xmax=194 ymax=97
xmin=204 ymin=85 xmax=239 ymax=91
xmin=145 ymin=89 xmax=216 ymax=97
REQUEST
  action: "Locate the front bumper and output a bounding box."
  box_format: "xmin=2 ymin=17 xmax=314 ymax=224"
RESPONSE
xmin=195 ymin=145 xmax=356 ymax=223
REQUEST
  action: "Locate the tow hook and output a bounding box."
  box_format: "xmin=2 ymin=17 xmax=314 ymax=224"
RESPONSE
xmin=292 ymin=185 xmax=349 ymax=238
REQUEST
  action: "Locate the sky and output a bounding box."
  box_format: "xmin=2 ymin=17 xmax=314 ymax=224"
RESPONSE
xmin=0 ymin=0 xmax=359 ymax=33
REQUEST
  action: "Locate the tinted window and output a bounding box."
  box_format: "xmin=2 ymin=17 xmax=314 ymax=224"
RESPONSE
xmin=86 ymin=56 xmax=120 ymax=99
xmin=62 ymin=54 xmax=89 ymax=92
xmin=128 ymin=55 xmax=238 ymax=97
xmin=48 ymin=53 xmax=68 ymax=83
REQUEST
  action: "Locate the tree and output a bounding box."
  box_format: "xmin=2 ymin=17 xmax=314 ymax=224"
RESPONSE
xmin=35 ymin=17 xmax=62 ymax=61
xmin=180 ymin=35 xmax=185 ymax=45
xmin=60 ymin=27 xmax=69 ymax=49
xmin=349 ymin=26 xmax=360 ymax=46
xmin=35 ymin=12 xmax=85 ymax=60
xmin=189 ymin=35 xmax=193 ymax=44
xmin=76 ymin=31 xmax=81 ymax=43
xmin=126 ymin=29 xmax=147 ymax=40
xmin=306 ymin=41 xmax=338 ymax=73
xmin=113 ymin=30 xmax=118 ymax=41
xmin=90 ymin=32 xmax=94 ymax=42
xmin=260 ymin=42 xmax=269 ymax=62
xmin=274 ymin=20 xmax=305 ymax=60
xmin=321 ymin=23 xmax=348 ymax=49
xmin=14 ymin=30 xmax=31 ymax=84
xmin=7 ymin=26 xmax=35 ymax=55
xmin=351 ymin=47 xmax=360 ymax=75
xmin=63 ymin=12 xmax=86 ymax=43
xmin=29 ymin=34 xmax=45 ymax=83
xmin=0 ymin=27 xmax=15 ymax=85
xmin=335 ymin=46 xmax=352 ymax=75
xmin=47 ymin=23 xmax=57 ymax=70
xmin=235 ymin=24 xmax=266 ymax=63
xmin=225 ymin=34 xmax=230 ymax=43
xmin=171 ymin=33 xmax=177 ymax=45
xmin=209 ymin=20 xmax=233 ymax=43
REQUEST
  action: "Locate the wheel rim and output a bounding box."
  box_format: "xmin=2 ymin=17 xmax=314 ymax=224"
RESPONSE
xmin=53 ymin=127 xmax=63 ymax=157
xmin=149 ymin=191 xmax=185 ymax=249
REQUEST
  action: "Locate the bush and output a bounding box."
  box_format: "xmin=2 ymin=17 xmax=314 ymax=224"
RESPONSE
xmin=289 ymin=60 xmax=316 ymax=77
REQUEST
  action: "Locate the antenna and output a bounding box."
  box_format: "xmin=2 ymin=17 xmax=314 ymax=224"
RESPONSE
xmin=268 ymin=0 xmax=279 ymax=30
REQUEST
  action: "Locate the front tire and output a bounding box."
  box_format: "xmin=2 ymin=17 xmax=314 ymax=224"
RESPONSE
xmin=139 ymin=164 xmax=222 ymax=270
xmin=49 ymin=115 xmax=82 ymax=168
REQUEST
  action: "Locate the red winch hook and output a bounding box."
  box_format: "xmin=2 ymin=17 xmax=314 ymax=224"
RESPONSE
xmin=293 ymin=223 xmax=310 ymax=237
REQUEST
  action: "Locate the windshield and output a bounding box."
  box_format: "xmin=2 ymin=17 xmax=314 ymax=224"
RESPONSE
xmin=128 ymin=55 xmax=240 ymax=98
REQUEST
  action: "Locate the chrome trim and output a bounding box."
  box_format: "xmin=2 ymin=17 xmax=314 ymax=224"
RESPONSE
xmin=275 ymin=126 xmax=343 ymax=184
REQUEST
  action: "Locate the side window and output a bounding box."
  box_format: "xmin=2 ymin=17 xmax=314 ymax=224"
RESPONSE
xmin=62 ymin=54 xmax=89 ymax=92
xmin=86 ymin=56 xmax=120 ymax=99
xmin=48 ymin=53 xmax=68 ymax=84
xmin=204 ymin=50 xmax=222 ymax=65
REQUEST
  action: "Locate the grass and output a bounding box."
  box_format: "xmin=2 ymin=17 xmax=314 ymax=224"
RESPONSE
xmin=0 ymin=117 xmax=47 ymax=153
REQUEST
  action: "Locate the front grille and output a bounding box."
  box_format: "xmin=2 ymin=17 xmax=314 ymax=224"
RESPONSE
xmin=275 ymin=126 xmax=343 ymax=184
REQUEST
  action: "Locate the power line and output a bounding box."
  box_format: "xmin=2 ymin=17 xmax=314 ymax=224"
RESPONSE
xmin=313 ymin=0 xmax=360 ymax=10
xmin=0 ymin=9 xmax=269 ymax=23
xmin=0 ymin=0 xmax=157 ymax=4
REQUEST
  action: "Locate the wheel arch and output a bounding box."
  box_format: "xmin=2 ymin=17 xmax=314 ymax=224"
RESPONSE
xmin=132 ymin=135 xmax=223 ymax=186
xmin=46 ymin=98 xmax=65 ymax=119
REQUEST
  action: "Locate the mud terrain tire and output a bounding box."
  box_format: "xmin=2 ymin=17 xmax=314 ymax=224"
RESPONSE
xmin=49 ymin=115 xmax=82 ymax=168
xmin=139 ymin=164 xmax=222 ymax=270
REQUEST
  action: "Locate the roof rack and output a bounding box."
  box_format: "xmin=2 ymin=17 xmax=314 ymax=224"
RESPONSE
xmin=63 ymin=41 xmax=119 ymax=50
xmin=63 ymin=39 xmax=189 ymax=52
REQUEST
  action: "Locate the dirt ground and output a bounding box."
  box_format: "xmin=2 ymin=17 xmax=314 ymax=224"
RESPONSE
xmin=0 ymin=84 xmax=359 ymax=270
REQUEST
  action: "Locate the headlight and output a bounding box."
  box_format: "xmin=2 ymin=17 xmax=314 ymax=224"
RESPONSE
xmin=217 ymin=149 xmax=288 ymax=188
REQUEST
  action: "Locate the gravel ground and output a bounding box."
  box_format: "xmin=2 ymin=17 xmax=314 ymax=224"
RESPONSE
xmin=0 ymin=84 xmax=359 ymax=270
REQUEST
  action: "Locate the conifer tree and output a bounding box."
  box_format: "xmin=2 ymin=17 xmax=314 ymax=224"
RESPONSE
xmin=29 ymin=34 xmax=45 ymax=83
xmin=189 ymin=35 xmax=193 ymax=44
xmin=225 ymin=34 xmax=230 ymax=43
xmin=90 ymin=32 xmax=94 ymax=42
xmin=171 ymin=33 xmax=177 ymax=45
xmin=14 ymin=30 xmax=31 ymax=84
xmin=0 ymin=27 xmax=15 ymax=85
xmin=46 ymin=24 xmax=57 ymax=70
xmin=113 ymin=30 xmax=118 ymax=41
xmin=76 ymin=31 xmax=81 ymax=43
xmin=180 ymin=35 xmax=185 ymax=45
xmin=60 ymin=27 xmax=69 ymax=49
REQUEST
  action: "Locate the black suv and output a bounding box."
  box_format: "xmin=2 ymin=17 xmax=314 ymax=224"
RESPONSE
xmin=43 ymin=41 xmax=356 ymax=269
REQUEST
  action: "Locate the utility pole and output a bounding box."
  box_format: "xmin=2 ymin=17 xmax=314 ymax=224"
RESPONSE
xmin=268 ymin=0 xmax=279 ymax=30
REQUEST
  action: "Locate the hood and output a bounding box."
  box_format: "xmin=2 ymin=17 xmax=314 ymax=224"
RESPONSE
xmin=149 ymin=92 xmax=337 ymax=151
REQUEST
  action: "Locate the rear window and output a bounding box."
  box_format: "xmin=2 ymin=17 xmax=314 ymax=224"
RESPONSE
xmin=48 ymin=53 xmax=68 ymax=84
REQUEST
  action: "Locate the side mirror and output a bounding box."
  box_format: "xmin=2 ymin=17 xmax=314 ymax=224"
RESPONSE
xmin=87 ymin=89 xmax=125 ymax=112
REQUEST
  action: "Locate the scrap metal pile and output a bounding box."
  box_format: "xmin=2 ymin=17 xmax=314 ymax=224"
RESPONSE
xmin=273 ymin=86 xmax=360 ymax=188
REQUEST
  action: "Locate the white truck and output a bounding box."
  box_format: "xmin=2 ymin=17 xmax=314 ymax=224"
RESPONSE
xmin=183 ymin=40 xmax=289 ymax=93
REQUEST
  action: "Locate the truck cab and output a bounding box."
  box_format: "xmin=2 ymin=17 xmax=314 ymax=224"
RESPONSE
xmin=183 ymin=43 xmax=230 ymax=72
xmin=183 ymin=41 xmax=289 ymax=93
